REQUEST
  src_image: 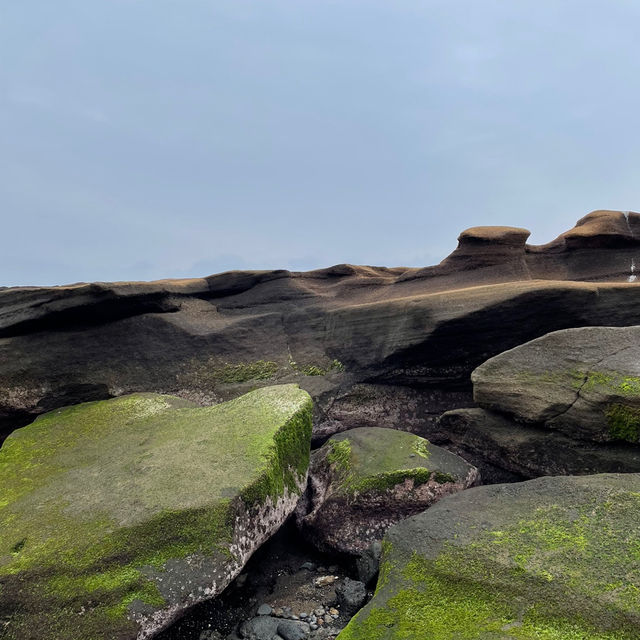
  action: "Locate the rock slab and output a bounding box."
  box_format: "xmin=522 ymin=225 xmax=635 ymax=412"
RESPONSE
xmin=339 ymin=473 xmax=640 ymax=639
xmin=473 ymin=325 xmax=640 ymax=443
xmin=0 ymin=385 xmax=312 ymax=640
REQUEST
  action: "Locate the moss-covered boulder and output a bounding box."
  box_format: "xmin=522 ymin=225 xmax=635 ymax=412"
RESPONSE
xmin=473 ymin=326 xmax=640 ymax=443
xmin=0 ymin=385 xmax=312 ymax=640
xmin=339 ymin=473 xmax=640 ymax=640
xmin=296 ymin=427 xmax=478 ymax=555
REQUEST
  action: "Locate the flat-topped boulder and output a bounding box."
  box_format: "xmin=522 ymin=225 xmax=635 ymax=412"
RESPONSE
xmin=473 ymin=326 xmax=640 ymax=443
xmin=296 ymin=427 xmax=478 ymax=555
xmin=0 ymin=385 xmax=312 ymax=640
xmin=339 ymin=473 xmax=640 ymax=639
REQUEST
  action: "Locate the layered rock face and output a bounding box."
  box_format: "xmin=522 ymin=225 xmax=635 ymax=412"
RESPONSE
xmin=0 ymin=385 xmax=312 ymax=640
xmin=438 ymin=325 xmax=640 ymax=480
xmin=296 ymin=427 xmax=477 ymax=555
xmin=339 ymin=473 xmax=640 ymax=639
xmin=2 ymin=210 xmax=640 ymax=450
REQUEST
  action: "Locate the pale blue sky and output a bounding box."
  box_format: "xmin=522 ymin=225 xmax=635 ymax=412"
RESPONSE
xmin=2 ymin=1 xmax=639 ymax=286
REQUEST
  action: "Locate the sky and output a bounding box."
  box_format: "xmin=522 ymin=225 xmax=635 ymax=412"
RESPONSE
xmin=2 ymin=1 xmax=640 ymax=286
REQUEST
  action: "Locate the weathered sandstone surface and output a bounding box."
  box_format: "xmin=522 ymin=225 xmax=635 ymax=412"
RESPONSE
xmin=2 ymin=210 xmax=640 ymax=452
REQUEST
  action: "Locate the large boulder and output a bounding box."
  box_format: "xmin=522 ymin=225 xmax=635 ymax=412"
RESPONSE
xmin=473 ymin=326 xmax=640 ymax=443
xmin=296 ymin=427 xmax=478 ymax=555
xmin=0 ymin=385 xmax=312 ymax=640
xmin=338 ymin=473 xmax=640 ymax=639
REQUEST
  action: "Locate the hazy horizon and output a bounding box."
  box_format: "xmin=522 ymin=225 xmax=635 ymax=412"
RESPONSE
xmin=3 ymin=1 xmax=639 ymax=286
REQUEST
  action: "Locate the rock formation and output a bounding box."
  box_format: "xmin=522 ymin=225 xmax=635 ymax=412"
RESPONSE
xmin=4 ymin=208 xmax=640 ymax=639
xmin=473 ymin=325 xmax=640 ymax=442
xmin=2 ymin=210 xmax=640 ymax=456
xmin=436 ymin=325 xmax=640 ymax=481
xmin=296 ymin=428 xmax=477 ymax=555
xmin=339 ymin=473 xmax=640 ymax=639
xmin=0 ymin=385 xmax=312 ymax=640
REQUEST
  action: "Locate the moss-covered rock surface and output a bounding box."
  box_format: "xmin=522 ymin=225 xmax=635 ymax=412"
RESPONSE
xmin=339 ymin=473 xmax=640 ymax=640
xmin=473 ymin=326 xmax=640 ymax=443
xmin=296 ymin=427 xmax=478 ymax=555
xmin=0 ymin=384 xmax=312 ymax=640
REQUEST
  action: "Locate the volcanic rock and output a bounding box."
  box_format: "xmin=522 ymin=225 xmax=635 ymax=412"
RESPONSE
xmin=339 ymin=473 xmax=640 ymax=639
xmin=296 ymin=427 xmax=477 ymax=555
xmin=0 ymin=385 xmax=312 ymax=640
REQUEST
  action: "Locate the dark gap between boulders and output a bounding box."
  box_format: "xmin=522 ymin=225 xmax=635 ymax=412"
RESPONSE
xmin=156 ymin=517 xmax=373 ymax=640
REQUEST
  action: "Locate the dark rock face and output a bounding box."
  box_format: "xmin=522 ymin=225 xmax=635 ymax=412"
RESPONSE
xmin=438 ymin=407 xmax=640 ymax=481
xmin=2 ymin=210 xmax=640 ymax=450
xmin=335 ymin=579 xmax=367 ymax=616
xmin=340 ymin=473 xmax=640 ymax=639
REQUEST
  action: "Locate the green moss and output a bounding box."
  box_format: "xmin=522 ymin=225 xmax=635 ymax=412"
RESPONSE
xmin=240 ymin=398 xmax=313 ymax=506
xmin=177 ymin=358 xmax=279 ymax=387
xmin=517 ymin=369 xmax=640 ymax=397
xmin=582 ymin=371 xmax=640 ymax=395
xmin=210 ymin=360 xmax=279 ymax=383
xmin=324 ymin=429 xmax=463 ymax=498
xmin=605 ymin=403 xmax=640 ymax=442
xmin=349 ymin=468 xmax=434 ymax=493
xmin=0 ymin=386 xmax=313 ymax=640
xmin=289 ymin=358 xmax=345 ymax=376
xmin=411 ymin=439 xmax=430 ymax=459
xmin=327 ymin=439 xmax=352 ymax=472
xmin=432 ymin=471 xmax=455 ymax=484
xmin=339 ymin=483 xmax=640 ymax=640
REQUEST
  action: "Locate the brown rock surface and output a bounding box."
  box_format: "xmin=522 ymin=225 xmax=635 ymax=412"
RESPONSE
xmin=2 ymin=210 xmax=640 ymax=451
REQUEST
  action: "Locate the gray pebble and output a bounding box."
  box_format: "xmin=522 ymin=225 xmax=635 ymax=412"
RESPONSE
xmin=257 ymin=604 xmax=273 ymax=616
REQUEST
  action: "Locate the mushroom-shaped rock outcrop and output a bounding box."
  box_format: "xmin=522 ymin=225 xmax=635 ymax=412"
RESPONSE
xmin=472 ymin=326 xmax=640 ymax=443
xmin=539 ymin=209 xmax=640 ymax=250
xmin=448 ymin=225 xmax=531 ymax=265
xmin=401 ymin=225 xmax=532 ymax=284
xmin=338 ymin=473 xmax=640 ymax=639
xmin=296 ymin=427 xmax=478 ymax=555
xmin=0 ymin=385 xmax=313 ymax=640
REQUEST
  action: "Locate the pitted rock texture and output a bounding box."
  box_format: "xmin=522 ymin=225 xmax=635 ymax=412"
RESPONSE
xmin=296 ymin=427 xmax=478 ymax=555
xmin=0 ymin=385 xmax=312 ymax=640
xmin=2 ymin=210 xmax=640 ymax=448
xmin=338 ymin=473 xmax=640 ymax=640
